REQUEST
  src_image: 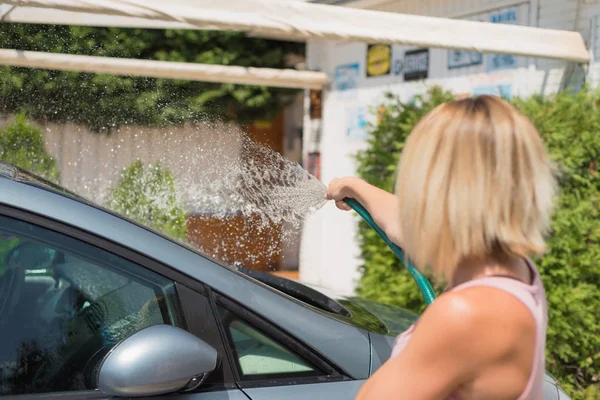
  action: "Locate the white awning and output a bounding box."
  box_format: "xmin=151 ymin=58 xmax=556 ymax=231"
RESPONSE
xmin=0 ymin=0 xmax=590 ymax=63
xmin=0 ymin=49 xmax=328 ymax=89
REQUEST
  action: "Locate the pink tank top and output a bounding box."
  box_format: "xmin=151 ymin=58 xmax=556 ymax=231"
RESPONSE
xmin=391 ymin=261 xmax=548 ymax=400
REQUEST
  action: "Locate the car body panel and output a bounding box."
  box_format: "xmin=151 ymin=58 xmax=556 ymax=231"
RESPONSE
xmin=242 ymin=380 xmax=364 ymax=399
xmin=29 ymin=390 xmax=250 ymax=400
xmin=135 ymin=391 xmax=251 ymax=400
xmin=369 ymin=332 xmax=396 ymax=374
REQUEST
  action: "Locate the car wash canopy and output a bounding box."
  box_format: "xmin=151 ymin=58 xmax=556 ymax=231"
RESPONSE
xmin=0 ymin=0 xmax=590 ymax=89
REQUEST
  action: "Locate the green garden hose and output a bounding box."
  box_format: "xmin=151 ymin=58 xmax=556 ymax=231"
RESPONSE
xmin=344 ymin=197 xmax=436 ymax=305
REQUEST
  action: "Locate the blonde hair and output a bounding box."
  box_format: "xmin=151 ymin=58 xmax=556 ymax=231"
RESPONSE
xmin=396 ymin=95 xmax=557 ymax=281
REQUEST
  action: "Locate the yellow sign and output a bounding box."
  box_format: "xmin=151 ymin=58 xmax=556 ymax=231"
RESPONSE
xmin=366 ymin=44 xmax=391 ymax=77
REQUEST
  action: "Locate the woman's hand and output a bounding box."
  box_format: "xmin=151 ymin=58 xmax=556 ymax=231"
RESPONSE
xmin=325 ymin=177 xmax=363 ymax=211
xmin=326 ymin=177 xmax=404 ymax=247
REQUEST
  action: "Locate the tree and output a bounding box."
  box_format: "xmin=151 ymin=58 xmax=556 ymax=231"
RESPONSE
xmin=0 ymin=24 xmax=304 ymax=130
xmin=0 ymin=113 xmax=60 ymax=182
xmin=106 ymin=159 xmax=187 ymax=241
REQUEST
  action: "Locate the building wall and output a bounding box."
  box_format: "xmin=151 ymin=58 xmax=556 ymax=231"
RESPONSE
xmin=300 ymin=0 xmax=600 ymax=294
xmin=588 ymin=9 xmax=600 ymax=85
xmin=365 ymin=0 xmax=528 ymax=18
xmin=352 ymin=0 xmax=598 ymax=82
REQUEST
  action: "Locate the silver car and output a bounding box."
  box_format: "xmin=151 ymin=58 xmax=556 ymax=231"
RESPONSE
xmin=0 ymin=161 xmax=569 ymax=399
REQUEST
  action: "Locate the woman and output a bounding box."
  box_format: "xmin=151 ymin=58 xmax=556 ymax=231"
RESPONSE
xmin=327 ymin=95 xmax=556 ymax=400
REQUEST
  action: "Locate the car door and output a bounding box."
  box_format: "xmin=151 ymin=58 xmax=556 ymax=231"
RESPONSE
xmin=0 ymin=210 xmax=247 ymax=400
xmin=206 ymin=291 xmax=365 ymax=400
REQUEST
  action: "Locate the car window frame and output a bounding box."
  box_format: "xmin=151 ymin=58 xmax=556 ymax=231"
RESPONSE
xmin=176 ymin=283 xmax=237 ymax=391
xmin=210 ymin=289 xmax=350 ymax=389
xmin=0 ymin=204 xmax=236 ymax=396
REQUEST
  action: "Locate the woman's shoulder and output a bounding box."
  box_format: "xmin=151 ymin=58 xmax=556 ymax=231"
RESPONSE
xmin=416 ymin=287 xmax=536 ymax=359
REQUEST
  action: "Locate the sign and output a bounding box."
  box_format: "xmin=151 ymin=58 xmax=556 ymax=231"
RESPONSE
xmin=488 ymin=54 xmax=517 ymax=71
xmin=491 ymin=9 xmax=517 ymax=23
xmin=447 ymin=50 xmax=483 ymax=69
xmin=393 ymin=58 xmax=404 ymax=75
xmin=366 ymin=44 xmax=391 ymax=77
xmin=346 ymin=106 xmax=368 ymax=139
xmin=487 ymin=9 xmax=518 ymax=72
xmin=334 ymin=63 xmax=360 ymax=91
xmin=472 ymin=84 xmax=512 ymax=99
xmin=404 ymin=49 xmax=429 ymax=81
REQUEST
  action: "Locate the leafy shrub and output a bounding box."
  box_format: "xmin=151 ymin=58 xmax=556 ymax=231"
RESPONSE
xmin=0 ymin=113 xmax=60 ymax=182
xmin=514 ymin=91 xmax=600 ymax=398
xmin=107 ymin=159 xmax=187 ymax=241
xmin=356 ymin=87 xmax=599 ymax=399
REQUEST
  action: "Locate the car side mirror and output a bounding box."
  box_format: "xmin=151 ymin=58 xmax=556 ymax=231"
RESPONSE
xmin=98 ymin=325 xmax=218 ymax=397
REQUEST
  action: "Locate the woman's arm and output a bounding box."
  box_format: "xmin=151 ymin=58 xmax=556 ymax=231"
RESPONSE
xmin=326 ymin=177 xmax=403 ymax=246
xmin=355 ymin=288 xmax=536 ymax=400
xmin=356 ymin=293 xmax=481 ymax=400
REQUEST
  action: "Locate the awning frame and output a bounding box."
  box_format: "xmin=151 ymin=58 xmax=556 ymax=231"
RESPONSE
xmin=0 ymin=49 xmax=328 ymax=90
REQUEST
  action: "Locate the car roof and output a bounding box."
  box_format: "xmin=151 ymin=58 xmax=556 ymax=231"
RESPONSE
xmin=0 ymin=161 xmax=372 ymax=379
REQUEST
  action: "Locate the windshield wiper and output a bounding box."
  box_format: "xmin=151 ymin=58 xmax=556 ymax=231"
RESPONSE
xmin=235 ymin=266 xmax=351 ymax=317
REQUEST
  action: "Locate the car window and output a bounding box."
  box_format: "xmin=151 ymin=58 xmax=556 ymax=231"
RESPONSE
xmin=217 ymin=306 xmax=318 ymax=381
xmin=0 ymin=215 xmax=186 ymax=395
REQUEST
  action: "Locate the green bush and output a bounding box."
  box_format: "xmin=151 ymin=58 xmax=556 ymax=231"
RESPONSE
xmin=107 ymin=159 xmax=188 ymax=241
xmin=356 ymin=87 xmax=600 ymax=399
xmin=0 ymin=114 xmax=60 ymax=183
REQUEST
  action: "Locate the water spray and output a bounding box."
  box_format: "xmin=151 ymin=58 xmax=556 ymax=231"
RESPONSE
xmin=64 ymin=118 xmax=436 ymax=304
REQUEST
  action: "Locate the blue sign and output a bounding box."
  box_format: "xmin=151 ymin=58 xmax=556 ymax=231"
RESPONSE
xmin=473 ymin=84 xmax=512 ymax=99
xmin=334 ymin=63 xmax=360 ymax=91
xmin=346 ymin=106 xmax=368 ymax=139
xmin=448 ymin=50 xmax=483 ymax=69
xmin=487 ymin=9 xmax=519 ymax=72
xmin=491 ymin=9 xmax=517 ymax=23
xmin=488 ymin=53 xmax=518 ymax=71
xmin=394 ymin=58 xmax=404 ymax=75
